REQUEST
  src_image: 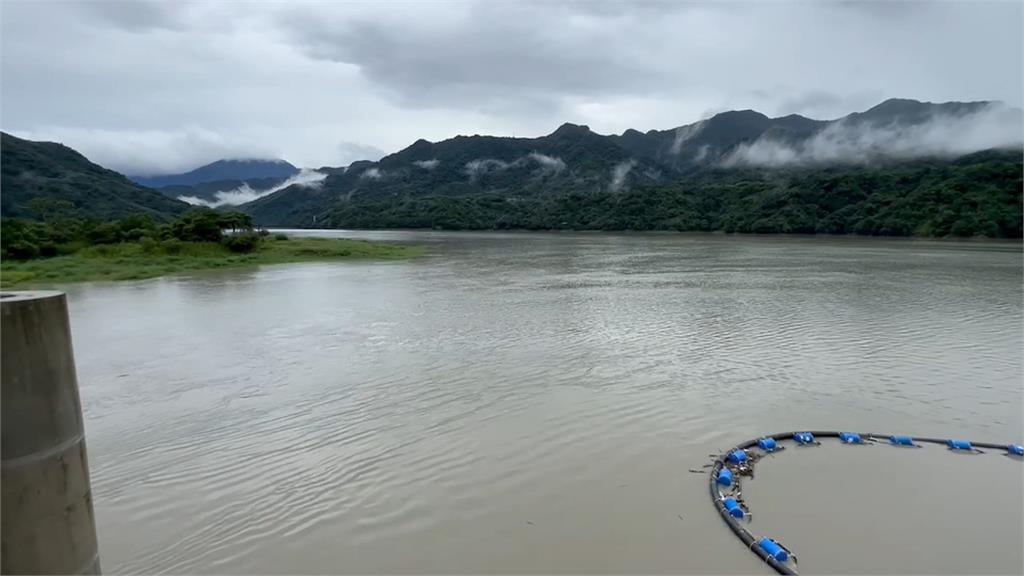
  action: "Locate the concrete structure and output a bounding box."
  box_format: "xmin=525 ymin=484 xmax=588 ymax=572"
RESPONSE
xmin=2 ymin=291 xmax=100 ymax=575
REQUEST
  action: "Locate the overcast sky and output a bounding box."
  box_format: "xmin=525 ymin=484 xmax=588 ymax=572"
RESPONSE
xmin=2 ymin=1 xmax=1021 ymax=175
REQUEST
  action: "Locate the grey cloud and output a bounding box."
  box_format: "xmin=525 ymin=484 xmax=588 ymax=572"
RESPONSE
xmin=548 ymin=1 xmax=688 ymax=18
xmin=835 ymin=0 xmax=929 ymax=18
xmin=337 ymin=141 xmax=386 ymax=166
xmin=360 ymin=167 xmax=384 ymax=180
xmin=9 ymin=126 xmax=280 ymax=176
xmin=76 ymin=0 xmax=186 ymax=31
xmin=463 ymin=153 xmax=567 ymax=179
xmin=464 ymin=159 xmax=511 ymax=179
xmin=1 ymin=1 xmax=1021 ymax=173
xmin=776 ymin=91 xmax=845 ymax=118
xmin=278 ymin=1 xmax=1022 ymax=115
xmin=528 ymin=153 xmax=566 ymax=172
xmin=280 ymin=3 xmax=667 ymax=109
xmin=413 ymin=159 xmax=440 ymax=169
xmin=692 ymin=145 xmax=710 ymax=163
xmin=671 ymin=121 xmax=706 ymax=154
xmin=609 ymin=160 xmax=636 ymax=192
xmin=775 ymin=90 xmax=885 ymax=120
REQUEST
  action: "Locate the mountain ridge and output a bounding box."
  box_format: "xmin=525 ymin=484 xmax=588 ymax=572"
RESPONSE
xmin=242 ymin=98 xmax=1021 ymax=227
xmin=1 ymin=132 xmax=190 ymax=221
xmin=3 ymin=98 xmax=1021 ymax=236
xmin=130 ymin=158 xmax=299 ymax=188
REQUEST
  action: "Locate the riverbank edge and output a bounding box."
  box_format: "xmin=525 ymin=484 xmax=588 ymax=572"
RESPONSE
xmin=0 ymin=236 xmax=423 ymax=288
xmin=274 ymin=228 xmax=1024 ymax=249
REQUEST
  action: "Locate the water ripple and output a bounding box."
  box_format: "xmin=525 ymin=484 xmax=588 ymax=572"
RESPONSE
xmin=68 ymin=233 xmax=1022 ymax=574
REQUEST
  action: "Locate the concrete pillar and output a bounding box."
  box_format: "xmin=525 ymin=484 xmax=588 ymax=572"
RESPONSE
xmin=2 ymin=291 xmax=100 ymax=575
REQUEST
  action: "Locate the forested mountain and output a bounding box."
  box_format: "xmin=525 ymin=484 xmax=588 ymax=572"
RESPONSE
xmin=609 ymin=109 xmax=827 ymax=169
xmin=318 ymin=151 xmax=1021 ymax=237
xmin=243 ymin=99 xmax=1022 ymax=237
xmin=130 ymin=159 xmax=299 ymax=188
xmin=243 ymin=122 xmax=666 ymax=225
xmin=1 ymin=132 xmax=189 ymax=221
xmin=4 ymin=99 xmax=1021 ymax=237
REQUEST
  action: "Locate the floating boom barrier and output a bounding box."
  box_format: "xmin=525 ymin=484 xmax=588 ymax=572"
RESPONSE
xmin=708 ymin=431 xmax=1023 ymax=575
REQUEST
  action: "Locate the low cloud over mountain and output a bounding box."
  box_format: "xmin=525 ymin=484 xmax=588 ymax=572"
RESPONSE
xmin=724 ymin=102 xmax=1022 ymax=167
xmin=179 ymin=169 xmax=327 ymax=208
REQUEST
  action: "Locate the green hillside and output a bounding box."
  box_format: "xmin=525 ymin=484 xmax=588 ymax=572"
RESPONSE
xmin=239 ymin=99 xmax=1022 ymax=238
xmin=318 ymin=151 xmax=1022 ymax=237
xmin=1 ymin=132 xmax=189 ymax=221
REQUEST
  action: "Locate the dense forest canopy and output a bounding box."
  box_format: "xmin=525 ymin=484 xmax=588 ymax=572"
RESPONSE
xmin=241 ymin=100 xmax=1023 ymax=235
xmin=309 ymin=151 xmax=1023 ymax=238
xmin=0 ymin=208 xmax=262 ymax=261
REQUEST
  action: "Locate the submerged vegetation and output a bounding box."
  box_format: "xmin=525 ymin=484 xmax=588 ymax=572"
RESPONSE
xmin=0 ymin=208 xmax=418 ymax=287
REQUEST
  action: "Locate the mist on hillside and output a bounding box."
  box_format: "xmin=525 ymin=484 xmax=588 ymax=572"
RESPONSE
xmin=724 ymin=103 xmax=1023 ymax=167
xmin=178 ymin=169 xmax=327 ymax=208
xmin=464 ymin=153 xmax=567 ymax=180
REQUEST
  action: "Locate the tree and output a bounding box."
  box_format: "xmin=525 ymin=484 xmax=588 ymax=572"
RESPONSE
xmin=27 ymin=197 xmax=75 ymax=223
xmin=218 ymin=211 xmax=253 ymax=233
xmin=170 ymin=208 xmax=223 ymax=242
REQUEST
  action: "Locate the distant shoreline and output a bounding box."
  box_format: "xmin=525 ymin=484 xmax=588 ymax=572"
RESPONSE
xmin=0 ymin=236 xmax=421 ymax=288
xmin=273 ymin=227 xmax=1024 ymax=244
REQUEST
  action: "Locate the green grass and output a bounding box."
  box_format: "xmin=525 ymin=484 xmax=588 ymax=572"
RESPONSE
xmin=0 ymin=236 xmax=421 ymax=287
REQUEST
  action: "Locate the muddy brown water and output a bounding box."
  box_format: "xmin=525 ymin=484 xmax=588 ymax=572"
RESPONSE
xmin=60 ymin=231 xmax=1021 ymax=574
xmin=743 ymin=439 xmax=1023 ymax=575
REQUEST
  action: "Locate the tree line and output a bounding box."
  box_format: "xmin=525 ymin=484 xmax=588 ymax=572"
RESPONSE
xmin=321 ymin=151 xmax=1022 ymax=238
xmin=1 ymin=208 xmax=264 ymax=260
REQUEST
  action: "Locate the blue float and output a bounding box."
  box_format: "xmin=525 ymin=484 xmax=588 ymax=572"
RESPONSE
xmin=757 ymin=537 xmax=789 ymax=563
xmin=727 ymin=449 xmax=747 ymax=464
xmin=890 ymin=435 xmax=915 ymax=446
xmin=947 ymin=439 xmax=973 ymax=451
xmin=838 ymin=432 xmax=863 ymax=444
xmin=793 ymin=432 xmax=815 ymax=444
xmin=723 ymin=497 xmax=744 ymax=519
xmin=711 ymin=431 xmax=1023 ymax=575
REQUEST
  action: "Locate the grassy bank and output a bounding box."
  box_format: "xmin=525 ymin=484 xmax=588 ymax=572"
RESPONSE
xmin=0 ymin=236 xmax=420 ymax=287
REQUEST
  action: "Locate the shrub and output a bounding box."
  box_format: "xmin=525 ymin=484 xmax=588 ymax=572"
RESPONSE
xmin=5 ymin=241 xmax=40 ymax=260
xmin=87 ymin=221 xmax=123 ymax=245
xmin=38 ymin=242 xmax=59 ymax=258
xmin=274 ymin=233 xmax=289 ymax=241
xmin=139 ymin=237 xmax=160 ymax=254
xmin=121 ymin=227 xmax=151 ymax=241
xmin=222 ymin=232 xmax=260 ymax=253
xmin=170 ymin=208 xmax=223 ymax=242
xmin=2 ymin=219 xmax=43 ymax=258
xmin=160 ymin=239 xmax=184 ymax=255
xmin=56 ymin=242 xmax=85 ymax=256
xmin=117 ymin=215 xmax=157 ymax=239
